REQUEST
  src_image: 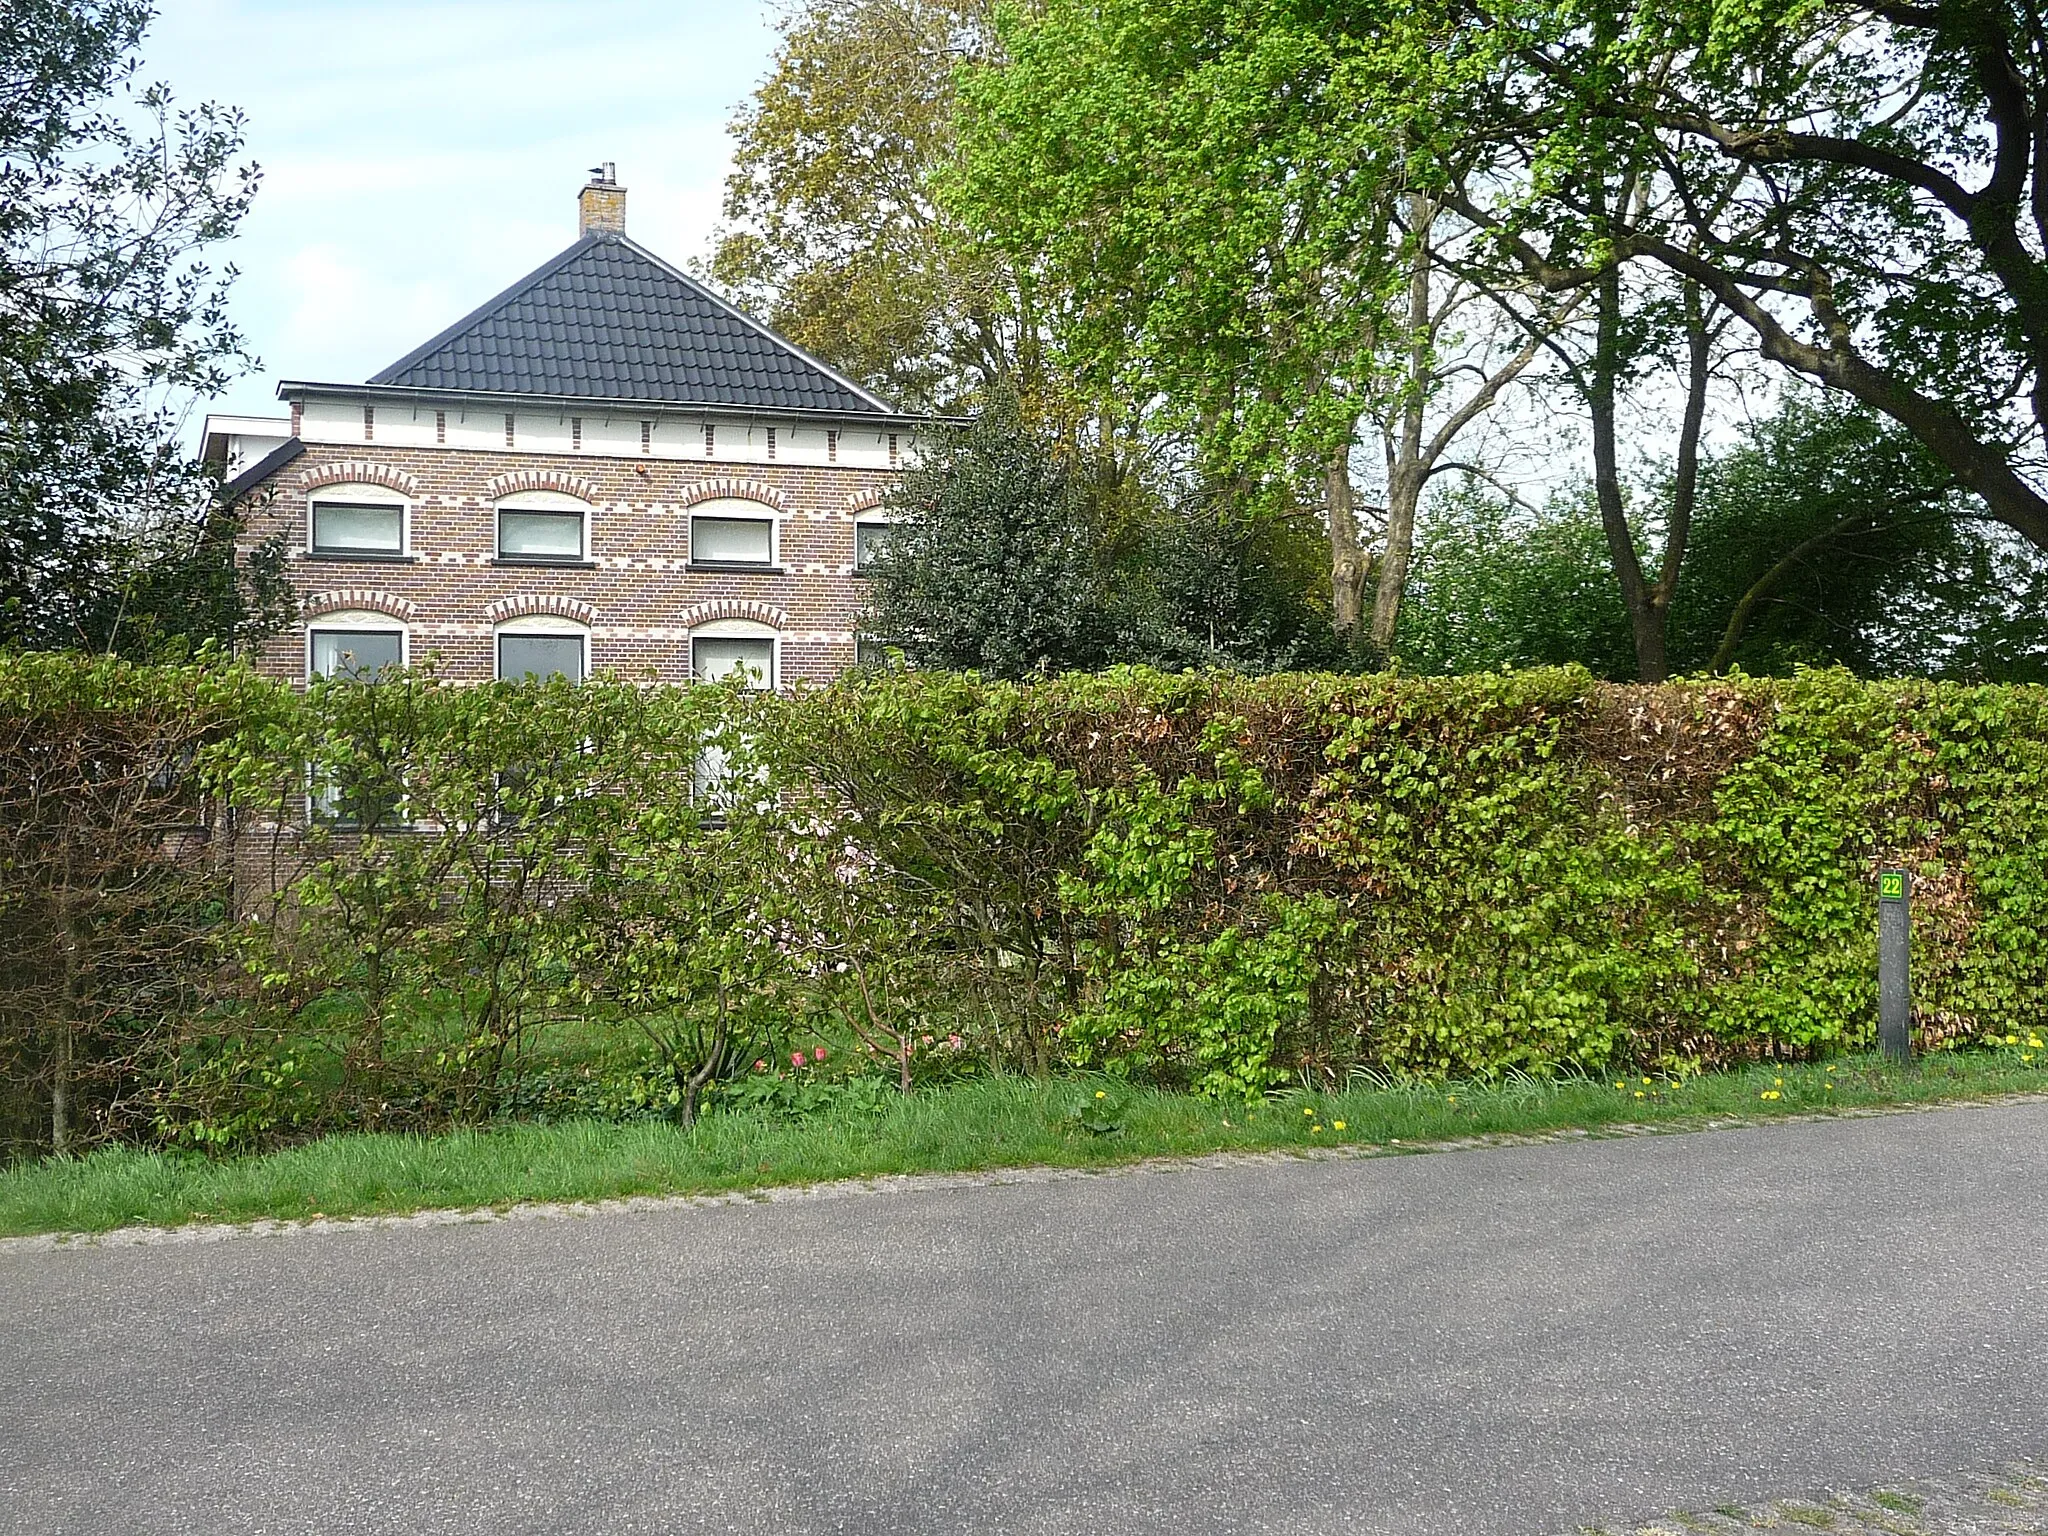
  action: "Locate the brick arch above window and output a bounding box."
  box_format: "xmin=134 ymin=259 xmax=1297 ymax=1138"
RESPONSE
xmin=676 ymin=477 xmax=788 ymax=512
xmin=846 ymin=484 xmax=900 ymax=515
xmin=485 ymin=593 xmax=599 ymax=626
xmin=298 ymin=461 xmax=420 ymax=498
xmin=485 ymin=468 xmax=599 ymax=504
xmin=676 ymin=599 xmax=790 ymax=630
xmin=303 ymin=589 xmax=417 ymax=622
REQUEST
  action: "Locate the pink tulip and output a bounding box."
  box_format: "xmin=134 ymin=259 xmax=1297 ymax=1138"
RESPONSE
xmin=814 ymin=1046 xmax=828 ymax=1062
xmin=792 ymin=1051 xmax=806 ymax=1069
xmin=753 ymin=1060 xmax=766 ymax=1072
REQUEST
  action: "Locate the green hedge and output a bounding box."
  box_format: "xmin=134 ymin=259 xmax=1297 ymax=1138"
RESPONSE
xmin=4 ymin=653 xmax=2045 ymax=1153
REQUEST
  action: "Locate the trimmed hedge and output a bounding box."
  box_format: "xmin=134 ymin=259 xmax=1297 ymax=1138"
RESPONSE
xmin=4 ymin=653 xmax=2045 ymax=1152
xmin=777 ymin=666 xmax=2048 ymax=1091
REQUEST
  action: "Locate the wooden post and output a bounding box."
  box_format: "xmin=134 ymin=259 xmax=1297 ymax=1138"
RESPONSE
xmin=1878 ymin=869 xmax=1912 ymax=1064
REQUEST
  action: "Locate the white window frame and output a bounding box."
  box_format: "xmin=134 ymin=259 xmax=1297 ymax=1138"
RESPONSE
xmin=689 ymin=617 xmax=779 ymax=821
xmin=853 ymin=514 xmax=897 ymax=574
xmin=305 ymin=611 xmax=409 ymax=684
xmin=689 ymin=617 xmax=779 ymax=690
xmin=688 ymin=498 xmax=780 ymax=572
xmin=493 ymin=489 xmax=592 ymax=564
xmin=304 ymin=610 xmax=410 ymax=826
xmin=494 ymin=614 xmax=591 ymax=683
xmin=307 ymin=483 xmax=409 ymax=557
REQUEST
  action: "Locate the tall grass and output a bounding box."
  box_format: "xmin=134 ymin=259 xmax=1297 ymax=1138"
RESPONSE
xmin=3 ymin=1050 xmax=2043 ymax=1238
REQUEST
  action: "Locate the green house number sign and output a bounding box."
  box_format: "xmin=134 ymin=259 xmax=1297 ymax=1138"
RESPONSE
xmin=1879 ymin=870 xmax=1907 ymax=902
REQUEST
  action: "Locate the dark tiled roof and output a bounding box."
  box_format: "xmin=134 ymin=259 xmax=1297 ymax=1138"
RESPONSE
xmin=368 ymin=235 xmax=891 ymax=414
xmin=221 ymin=436 xmax=306 ymax=500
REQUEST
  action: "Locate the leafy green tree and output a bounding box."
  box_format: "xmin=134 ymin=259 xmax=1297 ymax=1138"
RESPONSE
xmin=707 ymin=0 xmax=1014 ymax=414
xmin=0 ymin=0 xmax=259 ymax=653
xmin=1673 ymin=397 xmax=2048 ymax=681
xmin=1398 ymin=483 xmax=1637 ymax=678
xmin=1401 ymin=399 xmax=2048 ymax=682
xmin=1399 ymin=0 xmax=2048 ymax=557
xmin=865 ymin=397 xmax=1345 ymax=675
xmin=1125 ymin=487 xmax=1348 ymax=673
xmin=862 ymin=396 xmax=1119 ymax=676
xmin=950 ymin=0 xmax=1603 ymax=657
xmin=947 ymin=0 xmax=1411 ymax=643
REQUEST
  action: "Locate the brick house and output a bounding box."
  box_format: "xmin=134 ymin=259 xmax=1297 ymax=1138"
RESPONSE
xmin=212 ymin=167 xmax=931 ymax=692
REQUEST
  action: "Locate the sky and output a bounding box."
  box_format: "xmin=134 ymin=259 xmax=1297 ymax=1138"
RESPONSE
xmin=146 ymin=0 xmax=782 ymax=431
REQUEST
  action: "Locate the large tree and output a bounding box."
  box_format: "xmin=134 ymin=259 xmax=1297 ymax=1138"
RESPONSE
xmin=0 ymin=0 xmax=259 ymax=653
xmin=707 ymin=0 xmax=1015 ymax=414
xmin=1415 ymin=0 xmax=2048 ymax=559
xmin=950 ymin=0 xmax=1584 ymax=655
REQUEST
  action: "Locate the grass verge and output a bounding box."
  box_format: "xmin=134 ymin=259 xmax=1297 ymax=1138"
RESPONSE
xmin=5 ymin=1049 xmax=2046 ymax=1239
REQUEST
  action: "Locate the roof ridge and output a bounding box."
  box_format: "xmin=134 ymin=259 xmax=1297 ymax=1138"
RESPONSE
xmin=362 ymin=233 xmax=895 ymax=415
xmin=611 ymin=235 xmax=897 ymax=415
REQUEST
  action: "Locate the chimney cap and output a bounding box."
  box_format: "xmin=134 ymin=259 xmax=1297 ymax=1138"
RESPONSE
xmin=588 ymin=161 xmax=618 ymax=186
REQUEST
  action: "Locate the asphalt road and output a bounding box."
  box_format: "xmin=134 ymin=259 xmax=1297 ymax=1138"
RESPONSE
xmin=4 ymin=1102 xmax=2046 ymax=1536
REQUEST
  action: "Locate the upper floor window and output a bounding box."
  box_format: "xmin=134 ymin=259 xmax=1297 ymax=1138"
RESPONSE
xmin=309 ymin=484 xmax=406 ymax=557
xmin=854 ymin=515 xmax=897 ymax=573
xmin=688 ymin=497 xmax=777 ymax=571
xmin=496 ymin=617 xmax=588 ymax=683
xmin=495 ymin=490 xmax=590 ymax=564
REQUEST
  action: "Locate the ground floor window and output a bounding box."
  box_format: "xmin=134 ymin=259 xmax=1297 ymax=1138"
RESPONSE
xmin=856 ymin=635 xmax=907 ymax=670
xmin=497 ymin=628 xmax=587 ymax=683
xmin=309 ymin=626 xmax=404 ymax=681
xmin=305 ymin=617 xmax=407 ymax=826
xmin=691 ymin=634 xmax=774 ymax=689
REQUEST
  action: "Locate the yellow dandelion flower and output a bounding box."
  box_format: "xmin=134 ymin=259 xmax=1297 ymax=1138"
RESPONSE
xmin=1095 ymin=1090 xmax=1106 ymax=1099
xmin=1303 ymin=1106 xmax=1313 ymax=1116
xmin=1333 ymin=1121 xmax=1346 ymax=1131
xmin=1311 ymin=1125 xmax=1322 ymax=1134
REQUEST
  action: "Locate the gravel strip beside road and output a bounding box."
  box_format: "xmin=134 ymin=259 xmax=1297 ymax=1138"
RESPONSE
xmin=1562 ymin=1458 xmax=2047 ymax=1534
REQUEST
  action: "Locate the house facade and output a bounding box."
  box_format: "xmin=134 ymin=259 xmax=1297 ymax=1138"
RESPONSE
xmin=213 ymin=167 xmax=927 ymax=692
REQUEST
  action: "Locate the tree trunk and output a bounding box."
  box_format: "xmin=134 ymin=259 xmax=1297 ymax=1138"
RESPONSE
xmin=1589 ymin=267 xmax=1670 ymax=683
xmin=53 ymin=878 xmax=83 ymax=1156
xmin=1325 ymin=441 xmax=1368 ymax=636
xmin=1659 ymin=280 xmax=1710 ymax=632
xmin=1370 ymin=204 xmax=1435 ymax=658
xmin=1371 ymin=460 xmax=1424 ymax=657
xmin=51 ymin=1021 xmax=71 ymax=1156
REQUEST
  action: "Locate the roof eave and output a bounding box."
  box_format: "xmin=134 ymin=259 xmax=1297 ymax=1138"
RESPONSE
xmin=219 ymin=436 xmax=308 ymax=500
xmin=276 ymin=379 xmax=966 ymax=430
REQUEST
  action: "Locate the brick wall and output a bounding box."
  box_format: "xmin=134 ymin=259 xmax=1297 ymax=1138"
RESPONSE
xmin=237 ymin=441 xmax=900 ymax=687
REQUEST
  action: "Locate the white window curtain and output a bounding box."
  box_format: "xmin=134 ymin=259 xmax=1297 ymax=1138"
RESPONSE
xmin=312 ymin=502 xmax=402 ymax=553
xmin=691 ymin=515 xmax=773 ymax=566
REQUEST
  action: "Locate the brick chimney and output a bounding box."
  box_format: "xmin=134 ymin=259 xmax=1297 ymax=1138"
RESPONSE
xmin=579 ymin=162 xmax=625 ymax=237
